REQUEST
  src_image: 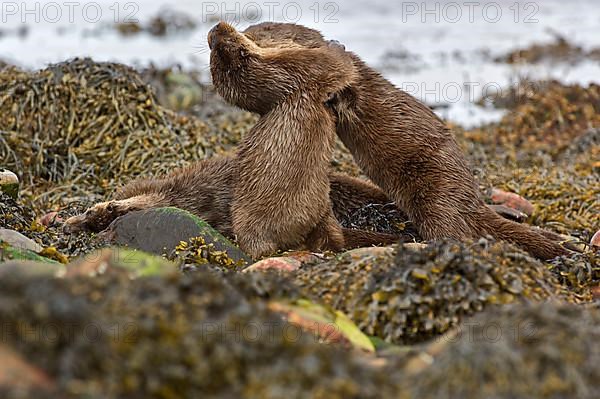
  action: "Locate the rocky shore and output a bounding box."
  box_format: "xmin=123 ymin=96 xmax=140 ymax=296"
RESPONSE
xmin=0 ymin=57 xmax=598 ymax=398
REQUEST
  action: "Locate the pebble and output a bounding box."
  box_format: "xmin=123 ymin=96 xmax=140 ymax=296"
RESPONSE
xmin=39 ymin=211 xmax=63 ymax=227
xmin=244 ymin=257 xmax=302 ymax=273
xmin=489 ymin=188 xmax=535 ymax=216
xmin=591 ymin=230 xmax=600 ymax=248
xmin=0 ymin=344 xmax=55 ymax=391
xmin=0 ymin=168 xmax=19 ymax=199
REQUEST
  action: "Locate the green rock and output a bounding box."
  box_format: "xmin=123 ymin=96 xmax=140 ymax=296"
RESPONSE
xmin=0 ymin=243 xmax=61 ymax=265
xmin=104 ymin=207 xmax=251 ymax=264
xmin=67 ymin=247 xmax=176 ymax=278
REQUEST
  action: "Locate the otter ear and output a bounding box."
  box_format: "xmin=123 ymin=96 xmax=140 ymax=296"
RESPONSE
xmin=325 ymin=92 xmax=337 ymax=108
xmin=327 ymin=40 xmax=346 ymax=52
xmin=240 ymin=48 xmax=249 ymax=58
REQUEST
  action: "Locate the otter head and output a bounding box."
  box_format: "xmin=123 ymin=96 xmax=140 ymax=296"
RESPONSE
xmin=63 ymin=201 xmax=126 ymax=234
xmin=208 ymin=21 xmax=357 ymax=115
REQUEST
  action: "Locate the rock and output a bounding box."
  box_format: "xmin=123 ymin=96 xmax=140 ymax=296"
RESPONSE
xmin=0 ymin=344 xmax=55 ymax=391
xmin=0 ymin=168 xmax=19 ymax=199
xmin=244 ymin=251 xmax=324 ymax=273
xmin=268 ymin=299 xmax=375 ymax=353
xmin=591 ymin=230 xmax=600 ymax=248
xmin=487 ymin=204 xmax=528 ymax=223
xmin=0 ymin=244 xmax=61 ymax=265
xmin=489 ymin=188 xmax=534 ymax=216
xmin=99 ymin=207 xmax=250 ymax=264
xmin=66 ymin=247 xmax=177 ymax=278
xmin=0 ymin=260 xmax=62 ymax=278
xmin=591 ymin=285 xmax=600 ymax=301
xmin=39 ymin=211 xmax=62 ymax=227
xmin=343 ymin=246 xmax=396 ymax=260
xmin=244 ymin=257 xmax=302 ymax=273
xmin=0 ymin=228 xmax=43 ymax=253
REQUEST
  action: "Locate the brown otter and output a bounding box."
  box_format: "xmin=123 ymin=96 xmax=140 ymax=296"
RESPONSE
xmin=63 ymin=155 xmax=402 ymax=249
xmin=238 ymin=22 xmax=568 ymax=260
xmin=209 ymin=21 xmax=360 ymax=258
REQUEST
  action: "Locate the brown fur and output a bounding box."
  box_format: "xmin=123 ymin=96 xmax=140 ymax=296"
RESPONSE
xmin=209 ymin=21 xmax=358 ymax=258
xmin=242 ymin=22 xmax=569 ymax=260
xmin=63 ymin=156 xmax=400 ymax=249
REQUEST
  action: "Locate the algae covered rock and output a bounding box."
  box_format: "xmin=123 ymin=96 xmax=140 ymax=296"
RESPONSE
xmin=66 ymin=247 xmax=177 ymax=278
xmin=0 ymin=242 xmax=61 ymax=265
xmin=0 ymin=270 xmax=401 ymax=398
xmin=406 ymin=303 xmax=600 ymax=399
xmin=292 ymin=239 xmax=574 ymax=344
xmin=102 ymin=207 xmax=250 ymax=266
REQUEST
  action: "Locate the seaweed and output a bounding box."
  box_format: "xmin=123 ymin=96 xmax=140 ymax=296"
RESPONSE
xmin=291 ymin=239 xmax=578 ymax=344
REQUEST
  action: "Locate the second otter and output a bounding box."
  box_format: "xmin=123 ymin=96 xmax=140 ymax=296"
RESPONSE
xmin=240 ymin=22 xmax=569 ymax=260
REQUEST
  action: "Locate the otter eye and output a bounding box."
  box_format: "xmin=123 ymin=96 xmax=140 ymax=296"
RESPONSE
xmin=240 ymin=49 xmax=249 ymax=58
xmin=106 ymin=203 xmax=116 ymax=213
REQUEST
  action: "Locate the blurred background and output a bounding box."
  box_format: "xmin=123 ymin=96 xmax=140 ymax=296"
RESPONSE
xmin=1 ymin=0 xmax=599 ymax=126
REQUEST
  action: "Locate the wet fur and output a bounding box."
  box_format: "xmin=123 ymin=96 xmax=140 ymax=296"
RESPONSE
xmin=242 ymin=22 xmax=569 ymax=260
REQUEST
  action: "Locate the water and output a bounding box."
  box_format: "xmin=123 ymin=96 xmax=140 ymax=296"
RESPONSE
xmin=1 ymin=0 xmax=599 ymax=127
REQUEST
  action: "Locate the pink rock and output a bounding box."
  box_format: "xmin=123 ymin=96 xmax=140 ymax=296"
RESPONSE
xmin=490 ymin=188 xmax=535 ymax=216
xmin=39 ymin=211 xmax=62 ymax=227
xmin=591 ymin=285 xmax=600 ymax=301
xmin=244 ymin=257 xmax=302 ymax=273
xmin=591 ymin=230 xmax=600 ymax=248
xmin=0 ymin=344 xmax=55 ymax=391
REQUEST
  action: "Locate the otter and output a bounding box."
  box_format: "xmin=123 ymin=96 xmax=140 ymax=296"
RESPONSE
xmin=237 ymin=22 xmax=568 ymax=260
xmin=209 ymin=21 xmax=360 ymax=258
xmin=63 ymin=156 xmax=402 ymax=249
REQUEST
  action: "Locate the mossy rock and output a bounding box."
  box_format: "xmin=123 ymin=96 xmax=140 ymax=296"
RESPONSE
xmin=66 ymin=247 xmax=177 ymax=278
xmin=0 ymin=270 xmax=401 ymax=398
xmin=0 ymin=244 xmax=61 ymax=265
xmin=405 ymin=303 xmax=600 ymax=399
xmin=104 ymin=207 xmax=251 ymax=265
xmin=291 ymin=239 xmax=575 ymax=344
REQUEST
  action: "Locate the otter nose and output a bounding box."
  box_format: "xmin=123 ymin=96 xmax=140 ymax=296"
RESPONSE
xmin=207 ymin=21 xmax=230 ymax=50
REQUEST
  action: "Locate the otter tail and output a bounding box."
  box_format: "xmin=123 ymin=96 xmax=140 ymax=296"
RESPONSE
xmin=342 ymin=228 xmax=400 ymax=249
xmin=480 ymin=205 xmax=568 ymax=260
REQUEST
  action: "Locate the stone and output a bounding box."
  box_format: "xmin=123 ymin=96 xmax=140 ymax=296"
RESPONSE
xmin=39 ymin=211 xmax=62 ymax=227
xmin=244 ymin=257 xmax=302 ymax=273
xmin=244 ymin=251 xmax=324 ymax=273
xmin=0 ymin=168 xmax=19 ymax=199
xmin=66 ymin=247 xmax=177 ymax=278
xmin=591 ymin=230 xmax=600 ymax=248
xmin=489 ymin=188 xmax=535 ymax=216
xmin=0 ymin=260 xmax=62 ymax=278
xmin=0 ymin=344 xmax=55 ymax=391
xmin=268 ymin=299 xmax=375 ymax=353
xmin=99 ymin=207 xmax=250 ymax=264
xmin=0 ymin=228 xmax=43 ymax=253
xmin=0 ymin=244 xmax=61 ymax=265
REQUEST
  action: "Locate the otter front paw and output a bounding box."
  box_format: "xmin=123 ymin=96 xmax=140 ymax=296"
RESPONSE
xmin=237 ymin=236 xmax=279 ymax=260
